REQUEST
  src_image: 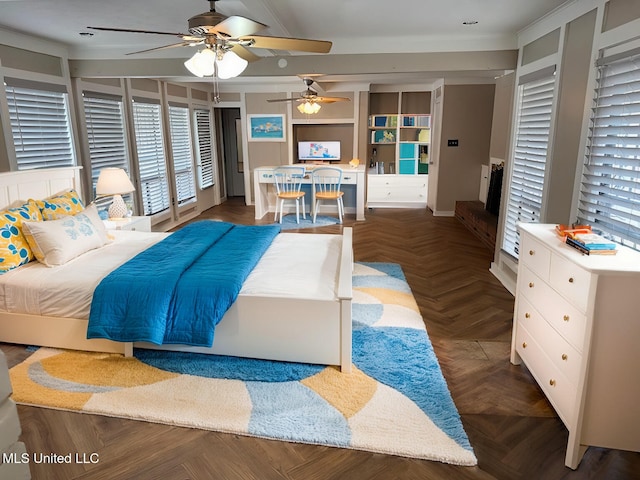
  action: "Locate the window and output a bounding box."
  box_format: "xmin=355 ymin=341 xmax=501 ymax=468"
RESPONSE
xmin=168 ymin=104 xmax=196 ymax=205
xmin=502 ymin=67 xmax=556 ymax=258
xmin=5 ymin=79 xmax=74 ymax=170
xmin=131 ymin=99 xmax=170 ymax=216
xmin=82 ymin=92 xmax=129 ymax=197
xmin=577 ymin=47 xmax=640 ymax=251
xmin=194 ymin=108 xmax=214 ymax=189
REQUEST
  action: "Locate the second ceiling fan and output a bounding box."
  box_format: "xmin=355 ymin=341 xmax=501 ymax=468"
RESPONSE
xmin=267 ymin=77 xmax=350 ymax=113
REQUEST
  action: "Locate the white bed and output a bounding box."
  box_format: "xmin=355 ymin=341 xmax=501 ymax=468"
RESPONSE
xmin=0 ymin=167 xmax=353 ymax=372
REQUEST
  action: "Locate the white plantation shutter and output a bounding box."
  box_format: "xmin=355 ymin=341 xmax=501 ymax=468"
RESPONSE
xmin=132 ymin=99 xmax=170 ymax=215
xmin=577 ymin=47 xmax=640 ymax=251
xmin=83 ymin=93 xmax=129 ymax=196
xmin=195 ymin=108 xmax=214 ymax=189
xmin=5 ymin=79 xmax=74 ymax=170
xmin=502 ymin=68 xmax=556 ymax=258
xmin=168 ymin=104 xmax=196 ymax=205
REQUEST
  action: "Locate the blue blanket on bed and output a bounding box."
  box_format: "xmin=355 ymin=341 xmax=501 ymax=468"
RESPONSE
xmin=87 ymin=221 xmax=281 ymax=347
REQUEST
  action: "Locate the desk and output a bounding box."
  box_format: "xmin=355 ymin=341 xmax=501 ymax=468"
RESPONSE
xmin=254 ymin=164 xmax=366 ymax=221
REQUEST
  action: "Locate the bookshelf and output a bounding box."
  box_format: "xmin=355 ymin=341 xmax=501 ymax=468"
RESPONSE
xmin=367 ymin=91 xmax=431 ymax=208
xmin=367 ymin=92 xmax=431 ymax=175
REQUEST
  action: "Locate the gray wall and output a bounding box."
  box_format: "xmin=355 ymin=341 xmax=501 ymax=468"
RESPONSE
xmin=436 ymin=84 xmax=495 ymax=213
xmin=546 ymin=8 xmax=598 ymax=224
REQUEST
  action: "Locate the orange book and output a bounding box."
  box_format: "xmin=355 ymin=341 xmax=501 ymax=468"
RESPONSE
xmin=555 ymin=224 xmax=592 ymax=238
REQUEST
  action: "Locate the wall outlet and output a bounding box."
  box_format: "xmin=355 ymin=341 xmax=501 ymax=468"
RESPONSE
xmin=447 ymin=139 xmax=459 ymax=147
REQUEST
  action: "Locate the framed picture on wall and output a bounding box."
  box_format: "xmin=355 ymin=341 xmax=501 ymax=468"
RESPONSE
xmin=247 ymin=114 xmax=286 ymax=142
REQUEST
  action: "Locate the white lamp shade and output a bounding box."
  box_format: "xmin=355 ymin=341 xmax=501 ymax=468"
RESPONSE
xmin=96 ymin=168 xmax=135 ymax=196
xmin=184 ymin=48 xmax=217 ymax=77
xmin=297 ymin=101 xmax=321 ymax=114
xmin=216 ymin=51 xmax=248 ymax=79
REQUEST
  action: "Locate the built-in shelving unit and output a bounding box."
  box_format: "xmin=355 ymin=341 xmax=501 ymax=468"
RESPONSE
xmin=367 ymin=91 xmax=431 ymax=208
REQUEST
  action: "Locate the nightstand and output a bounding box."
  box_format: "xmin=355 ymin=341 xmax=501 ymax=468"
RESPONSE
xmin=104 ymin=216 xmax=151 ymax=232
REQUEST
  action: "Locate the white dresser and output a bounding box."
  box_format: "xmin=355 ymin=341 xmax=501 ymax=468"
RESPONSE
xmin=0 ymin=350 xmax=31 ymax=479
xmin=511 ymin=223 xmax=640 ymax=469
xmin=366 ymin=174 xmax=428 ymax=208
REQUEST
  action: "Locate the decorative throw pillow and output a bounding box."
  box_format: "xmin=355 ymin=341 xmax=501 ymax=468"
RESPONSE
xmin=22 ymin=204 xmax=108 ymax=267
xmin=36 ymin=189 xmax=85 ymax=220
xmin=0 ymin=200 xmax=43 ymax=273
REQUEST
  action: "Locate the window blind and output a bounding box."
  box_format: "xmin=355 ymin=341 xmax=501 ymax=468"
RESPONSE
xmin=195 ymin=108 xmax=214 ymax=189
xmin=577 ymin=49 xmax=640 ymax=250
xmin=132 ymin=100 xmax=170 ymax=216
xmin=82 ymin=93 xmax=129 ymax=197
xmin=168 ymin=105 xmax=196 ymax=205
xmin=5 ymin=84 xmax=75 ymax=170
xmin=502 ymin=71 xmax=556 ymax=258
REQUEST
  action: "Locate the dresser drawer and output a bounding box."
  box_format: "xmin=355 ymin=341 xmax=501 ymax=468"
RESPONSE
xmin=515 ymin=324 xmax=577 ymax=426
xmin=549 ymin=253 xmax=592 ymax=312
xmin=518 ymin=266 xmax=587 ymax=352
xmin=520 ymin=232 xmax=551 ymax=280
xmin=517 ymin=296 xmax=583 ymax=385
xmin=373 ymin=186 xmax=426 ymax=202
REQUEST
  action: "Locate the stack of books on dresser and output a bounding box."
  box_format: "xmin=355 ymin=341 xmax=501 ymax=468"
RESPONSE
xmin=555 ymin=224 xmax=618 ymax=255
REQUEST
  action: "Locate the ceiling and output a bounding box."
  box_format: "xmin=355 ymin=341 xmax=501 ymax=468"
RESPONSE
xmin=0 ymin=0 xmax=570 ymax=89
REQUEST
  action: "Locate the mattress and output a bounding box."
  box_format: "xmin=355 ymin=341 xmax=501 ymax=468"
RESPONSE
xmin=0 ymin=230 xmax=341 ymax=320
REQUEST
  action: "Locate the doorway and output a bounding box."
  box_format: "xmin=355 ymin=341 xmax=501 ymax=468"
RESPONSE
xmin=218 ymin=108 xmax=245 ymax=198
xmin=427 ymin=86 xmax=443 ymax=212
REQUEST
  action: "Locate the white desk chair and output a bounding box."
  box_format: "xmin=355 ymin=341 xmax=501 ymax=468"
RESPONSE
xmin=312 ymin=167 xmax=344 ymax=223
xmin=273 ymin=166 xmax=306 ymax=224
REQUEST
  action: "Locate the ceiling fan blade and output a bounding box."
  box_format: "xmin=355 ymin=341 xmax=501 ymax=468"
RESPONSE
xmin=87 ymin=26 xmax=189 ymax=38
xmin=315 ymin=96 xmax=351 ymax=103
xmin=230 ymin=44 xmax=261 ymax=62
xmin=215 ymin=15 xmax=267 ymax=38
xmin=266 ymin=98 xmax=298 ymax=103
xmin=241 ymin=35 xmax=332 ymax=54
xmin=125 ymin=41 xmax=202 ymax=55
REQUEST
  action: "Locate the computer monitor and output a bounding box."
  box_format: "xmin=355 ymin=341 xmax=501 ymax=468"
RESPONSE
xmin=297 ymin=141 xmax=341 ymax=161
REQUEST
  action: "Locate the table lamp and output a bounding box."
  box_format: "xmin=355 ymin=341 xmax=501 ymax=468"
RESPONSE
xmin=95 ymin=168 xmax=135 ymax=219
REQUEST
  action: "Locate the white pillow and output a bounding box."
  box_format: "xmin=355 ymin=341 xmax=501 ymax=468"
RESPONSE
xmin=22 ymin=204 xmax=109 ymax=267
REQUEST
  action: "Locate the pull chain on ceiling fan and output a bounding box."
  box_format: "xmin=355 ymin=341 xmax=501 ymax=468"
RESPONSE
xmin=87 ymin=0 xmax=332 ymax=80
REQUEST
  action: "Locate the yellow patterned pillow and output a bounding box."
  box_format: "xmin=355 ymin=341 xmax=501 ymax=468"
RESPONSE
xmin=0 ymin=200 xmax=43 ymax=273
xmin=36 ymin=189 xmax=85 ymax=220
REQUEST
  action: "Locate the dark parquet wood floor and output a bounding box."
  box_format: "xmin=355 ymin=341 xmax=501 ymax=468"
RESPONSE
xmin=2 ymin=198 xmax=639 ymax=480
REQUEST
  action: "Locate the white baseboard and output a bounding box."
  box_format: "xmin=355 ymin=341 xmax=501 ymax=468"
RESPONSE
xmin=432 ymin=210 xmax=455 ymax=217
xmin=490 ymin=261 xmax=516 ymax=296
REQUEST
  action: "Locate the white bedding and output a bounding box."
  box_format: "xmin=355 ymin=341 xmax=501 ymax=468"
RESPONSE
xmin=0 ymin=229 xmax=341 ymax=319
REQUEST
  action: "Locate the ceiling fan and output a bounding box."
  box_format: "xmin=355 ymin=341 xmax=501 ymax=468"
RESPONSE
xmin=87 ymin=0 xmax=332 ymax=76
xmin=267 ymin=77 xmax=351 ymax=107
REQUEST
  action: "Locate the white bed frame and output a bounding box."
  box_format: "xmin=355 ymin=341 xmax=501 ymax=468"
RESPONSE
xmin=0 ymin=167 xmax=353 ymax=372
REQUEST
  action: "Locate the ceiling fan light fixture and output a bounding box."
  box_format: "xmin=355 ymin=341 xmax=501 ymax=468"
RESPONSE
xmin=297 ymin=101 xmax=321 ymax=114
xmin=184 ymin=47 xmax=217 ymax=77
xmin=215 ymin=50 xmax=248 ymax=79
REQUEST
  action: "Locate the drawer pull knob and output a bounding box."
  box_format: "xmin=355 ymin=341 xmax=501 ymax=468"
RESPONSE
xmin=529 ymin=250 xmax=535 ymax=256
xmin=525 ymin=312 xmax=531 ymax=319
xmin=549 ymin=379 xmax=556 ymax=386
xmin=563 ymin=314 xmax=570 ymax=322
xmin=522 ymin=342 xmax=527 ymax=348
xmin=528 ymin=282 xmax=534 ymax=288
xmin=562 ymin=354 xmax=568 ymax=361
xmin=568 ymin=277 xmax=574 ymax=283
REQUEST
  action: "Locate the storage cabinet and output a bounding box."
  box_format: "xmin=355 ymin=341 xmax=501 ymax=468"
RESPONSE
xmin=367 ymin=175 xmax=427 ymax=208
xmin=511 ymin=223 xmax=640 ymax=469
xmin=367 ymin=91 xmax=431 ymax=208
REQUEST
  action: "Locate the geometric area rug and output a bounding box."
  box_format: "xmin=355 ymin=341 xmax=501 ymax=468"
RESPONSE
xmin=9 ymin=263 xmax=477 ymax=466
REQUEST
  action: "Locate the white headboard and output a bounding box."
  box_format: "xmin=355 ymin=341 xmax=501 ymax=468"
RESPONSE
xmin=0 ymin=166 xmax=83 ymax=210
